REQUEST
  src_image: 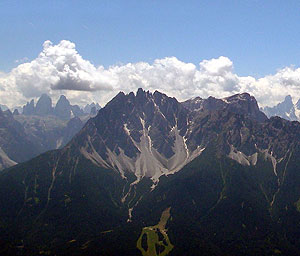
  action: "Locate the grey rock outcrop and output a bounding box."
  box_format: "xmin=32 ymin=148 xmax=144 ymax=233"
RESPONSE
xmin=23 ymin=99 xmax=35 ymax=115
xmin=54 ymin=95 xmax=71 ymax=120
xmin=35 ymin=94 xmax=53 ymax=116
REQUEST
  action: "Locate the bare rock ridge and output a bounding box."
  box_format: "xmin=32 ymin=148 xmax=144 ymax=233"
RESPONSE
xmin=0 ymin=93 xmax=103 ymax=171
xmin=84 ymin=102 xmax=101 ymax=114
xmin=35 ymin=93 xmax=53 ymax=116
xmin=183 ymin=92 xmax=267 ymax=122
xmin=22 ymin=99 xmax=35 ymax=115
xmin=263 ymin=95 xmax=300 ymax=121
xmin=21 ymin=94 xmax=101 ymax=118
xmin=79 ymin=89 xmax=192 ymax=182
xmin=54 ymin=95 xmax=72 ymax=119
xmin=76 ymin=89 xmax=270 ymax=183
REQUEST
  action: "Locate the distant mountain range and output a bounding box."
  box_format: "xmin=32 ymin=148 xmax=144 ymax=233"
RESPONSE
xmin=262 ymin=95 xmax=300 ymax=121
xmin=0 ymin=108 xmax=85 ymax=171
xmin=182 ymin=94 xmax=300 ymax=122
xmin=22 ymin=94 xmax=101 ymax=119
xmin=0 ymin=108 xmax=39 ymax=170
xmin=4 ymin=94 xmax=300 ymax=123
xmin=2 ymin=89 xmax=300 ymax=255
xmin=0 ymin=94 xmax=101 ymax=171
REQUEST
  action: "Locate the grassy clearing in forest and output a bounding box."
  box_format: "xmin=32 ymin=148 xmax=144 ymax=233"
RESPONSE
xmin=137 ymin=207 xmax=173 ymax=256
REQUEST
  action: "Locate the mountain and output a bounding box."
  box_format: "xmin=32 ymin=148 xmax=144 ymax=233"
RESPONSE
xmin=263 ymin=95 xmax=300 ymax=121
xmin=21 ymin=94 xmax=88 ymax=119
xmin=13 ymin=109 xmax=20 ymax=115
xmin=0 ymin=104 xmax=9 ymax=111
xmin=14 ymin=115 xmax=85 ymax=154
xmin=35 ymin=94 xmax=53 ymax=116
xmin=22 ymin=99 xmax=35 ymax=115
xmin=1 ymin=89 xmax=300 ymax=255
xmin=0 ymin=110 xmax=85 ymax=171
xmin=54 ymin=95 xmax=72 ymax=119
xmin=0 ymin=108 xmax=41 ymax=170
xmin=53 ymin=96 xmax=85 ymax=118
xmin=182 ymin=92 xmax=267 ymax=122
xmin=83 ymin=102 xmax=101 ymax=114
xmin=71 ymin=105 xmax=85 ymax=117
xmin=0 ymin=94 xmax=92 ymax=170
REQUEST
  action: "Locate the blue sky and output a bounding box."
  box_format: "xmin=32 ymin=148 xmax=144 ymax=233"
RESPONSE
xmin=1 ymin=0 xmax=300 ymax=108
xmin=1 ymin=0 xmax=300 ymax=77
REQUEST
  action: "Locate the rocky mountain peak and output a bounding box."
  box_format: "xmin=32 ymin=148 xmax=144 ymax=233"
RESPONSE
xmin=284 ymin=95 xmax=293 ymax=101
xmin=83 ymin=102 xmax=101 ymax=114
xmin=223 ymin=93 xmax=267 ymax=122
xmin=77 ymin=89 xmax=267 ymax=183
xmin=263 ymin=95 xmax=297 ymax=121
xmin=282 ymin=95 xmax=293 ymax=110
xmin=78 ymin=88 xmax=191 ymax=181
xmin=21 ymin=94 xmax=89 ymax=119
xmin=23 ymin=99 xmax=35 ymax=115
xmin=224 ymin=92 xmax=251 ymax=102
xmin=136 ymin=87 xmax=147 ymax=98
xmin=54 ymin=95 xmax=71 ymax=119
xmin=181 ymin=96 xmax=203 ymax=110
xmin=57 ymin=95 xmax=68 ymax=103
xmin=35 ymin=93 xmax=53 ymax=116
xmin=13 ymin=109 xmax=19 ymax=115
xmin=183 ymin=92 xmax=267 ymax=122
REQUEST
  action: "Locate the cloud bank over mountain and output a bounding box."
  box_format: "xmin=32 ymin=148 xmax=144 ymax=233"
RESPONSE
xmin=1 ymin=40 xmax=300 ymax=108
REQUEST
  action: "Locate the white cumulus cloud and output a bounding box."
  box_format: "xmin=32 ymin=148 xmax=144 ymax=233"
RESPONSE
xmin=1 ymin=40 xmax=300 ymax=108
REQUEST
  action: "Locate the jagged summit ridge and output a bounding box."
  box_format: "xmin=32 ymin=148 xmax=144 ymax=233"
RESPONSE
xmin=182 ymin=92 xmax=267 ymax=122
xmin=79 ymin=89 xmax=205 ymax=182
xmin=263 ymin=95 xmax=300 ymax=121
xmin=21 ymin=94 xmax=101 ymax=118
xmin=76 ymin=89 xmax=269 ymax=183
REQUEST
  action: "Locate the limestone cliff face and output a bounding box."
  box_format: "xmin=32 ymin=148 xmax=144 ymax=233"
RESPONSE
xmin=35 ymin=94 xmax=53 ymax=116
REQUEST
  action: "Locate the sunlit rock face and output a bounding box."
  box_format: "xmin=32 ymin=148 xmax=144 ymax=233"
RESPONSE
xmin=79 ymin=88 xmax=200 ymax=182
xmin=77 ymin=89 xmax=272 ymax=183
xmin=263 ymin=95 xmax=300 ymax=121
